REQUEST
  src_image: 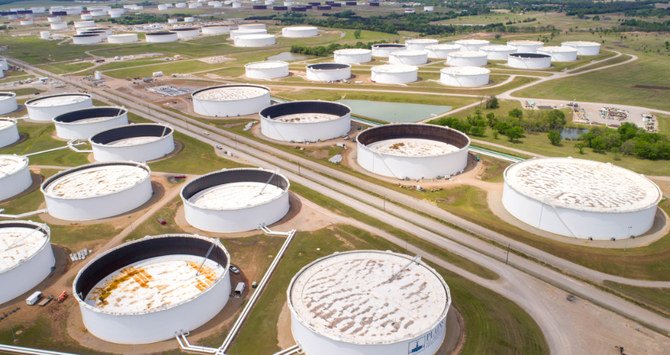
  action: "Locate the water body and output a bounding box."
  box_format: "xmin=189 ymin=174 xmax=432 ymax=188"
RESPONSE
xmin=561 ymin=127 xmax=589 ymax=140
xmin=338 ymin=100 xmax=452 ymax=123
xmin=266 ymin=52 xmax=308 ymax=61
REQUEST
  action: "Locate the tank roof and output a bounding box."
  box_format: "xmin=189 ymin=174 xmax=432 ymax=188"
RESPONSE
xmin=441 ymin=66 xmax=490 ymax=75
xmin=481 ymin=44 xmax=517 ymax=52
xmin=561 ymin=41 xmax=601 ymax=47
xmin=245 ymin=60 xmax=288 ymax=69
xmin=334 ymin=48 xmax=371 ymax=55
xmin=539 ymin=45 xmax=577 ymax=53
xmin=26 ymin=93 xmax=90 ymax=107
xmin=454 ymin=39 xmax=489 ymax=44
xmin=391 ymin=49 xmax=427 ymax=57
xmin=0 ymin=118 xmax=16 ymax=129
xmin=0 ymin=222 xmax=49 ymax=273
xmin=372 ymin=64 xmax=418 ymax=73
xmin=448 ymin=50 xmax=487 ymax=58
xmin=42 ymin=162 xmax=149 ymax=199
xmin=0 ymin=155 xmax=27 ymax=178
xmin=307 ymin=63 xmax=350 ymax=70
xmin=507 ymin=40 xmax=543 ymax=45
xmin=188 ymin=182 xmax=285 ymax=210
xmin=193 ymin=85 xmax=269 ymax=101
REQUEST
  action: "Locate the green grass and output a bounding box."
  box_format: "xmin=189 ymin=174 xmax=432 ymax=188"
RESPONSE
xmin=275 ymin=89 xmax=477 ymax=108
xmin=0 ymin=123 xmax=90 ymax=167
xmin=102 ymin=59 xmax=222 ymax=79
xmin=38 ymin=61 xmax=95 ymax=74
xmin=11 ymin=87 xmax=45 ymax=96
xmin=603 ymin=281 xmax=670 ymax=316
xmin=0 ymin=316 xmax=108 ymax=354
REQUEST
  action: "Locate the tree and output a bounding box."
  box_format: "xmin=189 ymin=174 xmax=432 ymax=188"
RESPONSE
xmin=505 ymin=126 xmax=525 ymax=143
xmin=469 ymin=126 xmax=486 ymax=137
xmin=546 ymin=110 xmax=566 ymax=130
xmin=548 ymin=130 xmax=562 ymax=146
xmin=509 ymin=108 xmax=523 ymax=119
xmin=486 ymin=112 xmax=497 ymax=127
xmin=353 ymin=29 xmax=362 ymax=39
xmin=485 ymin=96 xmax=499 ymax=109
xmin=575 ymin=142 xmax=586 ymax=154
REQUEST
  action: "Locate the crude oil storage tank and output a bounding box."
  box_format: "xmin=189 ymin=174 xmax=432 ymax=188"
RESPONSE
xmin=72 ymin=33 xmax=102 ymax=45
xmin=440 ymin=66 xmax=490 ymax=87
xmin=0 ymin=92 xmax=18 ymax=114
xmin=0 ymin=118 xmax=20 ymax=148
xmin=0 ymin=221 xmax=55 ymax=305
xmin=181 ymin=168 xmax=290 ymax=233
xmin=25 ymin=93 xmax=93 ymax=122
xmin=288 ymin=250 xmax=451 ymax=355
xmin=41 ymin=161 xmax=153 ymax=221
xmin=245 ymin=61 xmax=289 ymax=79
xmin=404 ymin=38 xmax=438 ymax=51
xmin=424 ymin=44 xmax=461 ymax=59
xmin=145 ymin=31 xmax=178 ymax=43
xmin=234 ymin=33 xmax=276 ymax=47
xmin=370 ymin=64 xmax=418 ymax=84
xmin=356 ymin=123 xmax=470 ymax=180
xmin=202 ymin=24 xmax=230 ymax=35
xmin=73 ymin=234 xmax=231 ymax=344
xmin=107 ymin=33 xmax=138 ymax=43
xmin=53 ymin=106 xmax=128 ymax=140
xmin=89 ymin=124 xmax=175 ymax=162
xmin=389 ymin=50 xmax=428 ymax=65
xmin=192 ymin=84 xmax=271 ymax=117
xmin=260 ymin=100 xmax=351 ymax=142
xmin=50 ymin=22 xmax=67 ymax=30
xmin=172 ymin=27 xmax=200 ymax=40
xmin=0 ymin=155 xmax=31 ymax=201
xmin=508 ymin=53 xmax=552 ymax=69
xmin=502 ymin=157 xmax=662 ymax=239
xmin=306 ymin=63 xmax=351 ymax=82
xmin=446 ymin=51 xmax=488 ymax=67
xmin=239 ymin=23 xmax=266 ymax=31
xmin=561 ymin=41 xmax=601 ymax=56
xmin=282 ymin=26 xmax=318 ymax=38
xmin=371 ymin=43 xmax=406 ymax=58
xmin=229 ymin=28 xmax=266 ymax=40
xmin=454 ymin=39 xmax=489 ymax=51
xmin=538 ymin=46 xmax=578 ymax=62
xmin=507 ymin=40 xmax=544 ymax=53
xmin=334 ymin=48 xmax=372 ymax=64
xmin=480 ymin=44 xmax=517 ymax=60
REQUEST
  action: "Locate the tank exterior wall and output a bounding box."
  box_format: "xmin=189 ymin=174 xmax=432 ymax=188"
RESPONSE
xmin=55 ymin=114 xmax=128 ymax=140
xmin=193 ymin=93 xmax=271 ymax=117
xmin=79 ymin=272 xmax=230 ymax=344
xmin=306 ymin=67 xmax=351 ymax=82
xmin=0 ymin=96 xmax=18 ymax=115
xmin=146 ymin=33 xmax=178 ymax=43
xmin=0 ymin=239 xmax=55 ymax=305
xmin=183 ymin=191 xmax=289 ymax=233
xmin=0 ymin=121 xmax=20 ymax=148
xmin=91 ymin=134 xmax=174 ymax=162
xmin=538 ymin=49 xmax=577 ymax=62
xmin=0 ymin=59 xmax=7 ymax=71
xmin=483 ymin=49 xmax=516 ymax=60
xmin=73 ymin=35 xmax=102 ymax=45
xmin=508 ymin=56 xmax=551 ymax=69
xmin=562 ymin=43 xmax=600 ymax=56
xmin=107 ymin=34 xmax=138 ymax=43
xmin=446 ymin=55 xmax=487 ymax=67
xmin=334 ymin=52 xmax=372 ymax=64
xmin=291 ymin=312 xmax=446 ymax=355
xmin=405 ymin=40 xmax=438 ymax=51
xmin=371 ymin=70 xmax=417 ymax=84
xmin=26 ymin=96 xmax=93 ymax=122
xmin=261 ymin=114 xmax=350 ymax=142
xmin=502 ymin=181 xmax=657 ymax=239
xmin=440 ymin=73 xmax=489 ymax=87
xmin=50 ymin=22 xmax=67 ymax=30
xmin=425 ymin=47 xmax=460 ymax=59
xmin=174 ymin=29 xmax=200 ymax=40
xmin=234 ymin=35 xmax=276 ymax=47
xmin=389 ymin=52 xmax=427 ymax=65
xmin=510 ymin=43 xmax=542 ymax=53
xmin=0 ymin=162 xmax=32 ymax=201
xmin=245 ymin=64 xmax=289 ymax=79
xmin=371 ymin=45 xmax=405 ymax=58
xmin=282 ymin=27 xmax=318 ymax=38
xmin=202 ymin=26 xmax=230 ymax=35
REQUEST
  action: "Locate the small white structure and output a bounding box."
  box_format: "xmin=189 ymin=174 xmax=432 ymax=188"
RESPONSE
xmin=234 ymin=34 xmax=276 ymax=47
xmin=0 ymin=221 xmax=55 ymax=305
xmin=72 ymin=34 xmax=102 ymax=45
xmin=245 ymin=61 xmax=290 ymax=80
xmin=503 ymin=157 xmax=662 ymax=239
xmin=184 ymin=17 xmax=195 ymax=23
xmin=306 ymin=63 xmax=351 ymax=82
xmin=0 ymin=155 xmax=32 ymax=201
xmin=107 ymin=33 xmax=138 ymax=44
xmin=389 ymin=50 xmax=428 ymax=65
xmin=454 ymin=39 xmax=490 ymax=51
xmin=371 ymin=43 xmax=406 ymax=58
xmin=20 ymin=19 xmax=34 ymax=26
xmin=357 ymin=123 xmax=470 ymax=180
xmin=238 ymin=23 xmax=266 ymax=31
xmin=334 ymin=48 xmax=372 ymax=64
xmin=73 ymin=234 xmax=231 ymax=344
xmin=507 ymin=40 xmax=544 ymax=53
xmin=74 ymin=20 xmax=95 ymax=29
xmin=53 ymin=107 xmax=128 ymax=140
xmin=282 ymin=26 xmax=318 ymax=38
xmin=145 ymin=31 xmax=178 ymax=43
xmin=172 ymin=27 xmax=201 ymax=40
xmin=25 ymin=93 xmax=93 ymax=122
xmin=202 ymin=25 xmax=231 ymax=35
xmin=561 ymin=41 xmax=601 ymax=56
xmin=538 ymin=46 xmax=578 ymax=62
xmin=108 ymin=8 xmax=125 ymax=18
xmin=440 ymin=66 xmax=490 ymax=87
xmin=288 ymin=250 xmax=451 ymax=355
xmin=425 ymin=44 xmax=461 ymax=59
xmin=480 ymin=45 xmax=517 ymax=60
xmin=181 ymin=168 xmax=291 ymax=233
xmin=370 ymin=64 xmax=418 ymax=84
xmin=446 ymin=51 xmax=488 ymax=67
xmin=50 ymin=22 xmax=67 ymax=30
xmin=192 ymin=85 xmax=271 ymax=117
xmin=0 ymin=92 xmax=18 ymax=115
xmin=404 ymin=38 xmax=439 ymax=51
xmin=40 ymin=31 xmax=51 ymax=40
xmin=89 ymin=124 xmax=175 ymax=162
xmin=508 ymin=53 xmax=552 ymax=69
xmin=260 ymin=100 xmax=351 ymax=142
xmin=41 ymin=161 xmax=153 ymax=221
xmin=47 ymin=16 xmax=61 ymax=23
xmin=0 ymin=119 xmax=20 ymax=148
xmin=229 ymin=28 xmax=267 ymax=40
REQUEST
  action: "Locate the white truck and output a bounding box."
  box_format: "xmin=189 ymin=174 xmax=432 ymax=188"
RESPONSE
xmin=25 ymin=291 xmax=42 ymax=306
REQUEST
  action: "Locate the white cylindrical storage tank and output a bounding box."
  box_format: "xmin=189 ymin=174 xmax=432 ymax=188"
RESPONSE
xmin=168 ymin=18 xmax=179 ymax=24
xmin=158 ymin=4 xmax=169 ymax=10
xmin=561 ymin=41 xmax=601 ymax=56
xmin=334 ymin=48 xmax=372 ymax=64
xmin=389 ymin=50 xmax=428 ymax=65
xmin=192 ymin=84 xmax=271 ymax=117
xmin=481 ymin=44 xmax=517 ymax=60
xmin=404 ymin=38 xmax=438 ymax=51
xmin=0 ymin=119 xmax=20 ymax=148
xmin=425 ymin=44 xmax=461 ymax=59
xmin=440 ymin=66 xmax=490 ymax=87
xmin=507 ymin=40 xmax=544 ymax=53
xmin=184 ymin=17 xmax=195 ymax=23
xmin=81 ymin=29 xmax=107 ymax=40
xmin=19 ymin=19 xmax=33 ymax=26
xmin=172 ymin=27 xmax=201 ymax=40
xmin=232 ymin=2 xmax=242 ymax=8
xmin=454 ymin=39 xmax=490 ymax=51
xmin=371 ymin=43 xmax=406 ymax=58
xmin=370 ymin=64 xmax=418 ymax=84
xmin=538 ymin=46 xmax=578 ymax=62
xmin=0 ymin=221 xmax=55 ymax=305
xmin=73 ymin=234 xmax=231 ymax=344
xmin=507 ymin=53 xmax=552 ymax=69
xmin=80 ymin=13 xmax=94 ymax=21
xmin=306 ymin=63 xmax=351 ymax=82
xmin=239 ymin=23 xmax=266 ymax=31
xmin=281 ymin=26 xmax=318 ymax=38
xmin=229 ymin=28 xmax=266 ymax=40
xmin=25 ymin=93 xmax=93 ymax=122
xmin=72 ymin=34 xmax=102 ymax=45
xmin=188 ymin=2 xmax=202 ymax=8
xmin=47 ymin=16 xmax=61 ymax=23
xmin=41 ymin=161 xmax=153 ymax=221
xmin=234 ymin=34 xmax=276 ymax=47
xmin=0 ymin=92 xmax=18 ymax=114
xmin=89 ymin=124 xmax=175 ymax=162
xmin=181 ymin=168 xmax=291 ymax=233
xmin=357 ymin=123 xmax=470 ymax=180
xmin=260 ymin=100 xmax=351 ymax=142
xmin=502 ymin=157 xmax=662 ymax=239
xmin=175 ymin=2 xmax=187 ymax=8
xmin=202 ymin=25 xmax=230 ymax=35
xmin=245 ymin=61 xmax=289 ymax=80
xmin=145 ymin=31 xmax=178 ymax=43
xmin=0 ymin=155 xmax=32 ymax=201
xmin=40 ymin=31 xmax=51 ymax=40
xmin=108 ymin=9 xmax=125 ymax=18
xmin=74 ymin=20 xmax=95 ymax=29
xmin=288 ymin=250 xmax=451 ymax=355
xmin=446 ymin=51 xmax=488 ymax=67
xmin=50 ymin=22 xmax=67 ymax=30
xmin=53 ymin=106 xmax=128 ymax=140
xmin=107 ymin=33 xmax=138 ymax=44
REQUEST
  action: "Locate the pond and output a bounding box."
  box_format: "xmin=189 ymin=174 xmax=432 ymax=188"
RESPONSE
xmin=266 ymin=52 xmax=309 ymax=61
xmin=561 ymin=127 xmax=589 ymax=140
xmin=337 ymin=100 xmax=452 ymax=123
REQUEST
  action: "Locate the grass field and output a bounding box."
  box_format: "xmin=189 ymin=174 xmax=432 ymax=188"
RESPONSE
xmin=37 ymin=61 xmax=95 ymax=75
xmin=0 ymin=123 xmax=90 ymax=167
xmin=604 ymin=281 xmax=670 ymax=316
